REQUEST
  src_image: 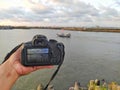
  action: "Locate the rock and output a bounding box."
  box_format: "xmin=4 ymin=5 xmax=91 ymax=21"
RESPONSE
xmin=74 ymin=81 xmax=81 ymax=90
xmin=47 ymin=85 xmax=55 ymax=90
xmin=37 ymin=84 xmax=44 ymax=90
xmin=68 ymin=87 xmax=74 ymax=90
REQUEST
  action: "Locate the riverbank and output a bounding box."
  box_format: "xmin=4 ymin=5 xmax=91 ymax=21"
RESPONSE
xmin=0 ymin=26 xmax=120 ymax=33
xmin=62 ymin=27 xmax=120 ymax=33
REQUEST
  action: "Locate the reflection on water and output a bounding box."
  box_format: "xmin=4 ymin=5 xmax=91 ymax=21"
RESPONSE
xmin=0 ymin=29 xmax=120 ymax=90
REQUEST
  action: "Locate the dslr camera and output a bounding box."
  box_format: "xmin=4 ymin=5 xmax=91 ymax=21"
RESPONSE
xmin=21 ymin=35 xmax=65 ymax=66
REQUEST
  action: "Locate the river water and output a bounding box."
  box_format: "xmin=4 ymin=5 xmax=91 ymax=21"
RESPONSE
xmin=0 ymin=29 xmax=120 ymax=90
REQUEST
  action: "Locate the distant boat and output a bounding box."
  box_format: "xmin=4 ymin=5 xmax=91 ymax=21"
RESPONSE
xmin=57 ymin=33 xmax=71 ymax=38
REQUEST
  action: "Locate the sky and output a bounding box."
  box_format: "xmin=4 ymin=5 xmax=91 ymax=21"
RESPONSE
xmin=0 ymin=0 xmax=120 ymax=27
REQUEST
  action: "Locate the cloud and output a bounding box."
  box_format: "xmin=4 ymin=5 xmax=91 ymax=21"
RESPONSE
xmin=0 ymin=0 xmax=120 ymax=27
xmin=28 ymin=0 xmax=100 ymax=23
xmin=115 ymin=1 xmax=120 ymax=6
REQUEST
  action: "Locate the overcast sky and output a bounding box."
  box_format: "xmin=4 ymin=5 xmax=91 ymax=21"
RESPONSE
xmin=0 ymin=0 xmax=120 ymax=27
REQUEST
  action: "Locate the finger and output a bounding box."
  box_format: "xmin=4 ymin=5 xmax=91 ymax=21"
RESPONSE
xmin=10 ymin=45 xmax=23 ymax=61
xmin=31 ymin=65 xmax=54 ymax=71
xmin=19 ymin=66 xmax=54 ymax=75
xmin=13 ymin=44 xmax=23 ymax=57
xmin=36 ymin=65 xmax=54 ymax=69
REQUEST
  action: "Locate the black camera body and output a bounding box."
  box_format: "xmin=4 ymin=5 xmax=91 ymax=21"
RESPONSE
xmin=21 ymin=35 xmax=65 ymax=66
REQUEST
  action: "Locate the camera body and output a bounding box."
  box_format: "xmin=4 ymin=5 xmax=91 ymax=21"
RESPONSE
xmin=21 ymin=35 xmax=65 ymax=66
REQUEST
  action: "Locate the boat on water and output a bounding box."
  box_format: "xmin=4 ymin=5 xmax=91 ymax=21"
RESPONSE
xmin=57 ymin=33 xmax=71 ymax=38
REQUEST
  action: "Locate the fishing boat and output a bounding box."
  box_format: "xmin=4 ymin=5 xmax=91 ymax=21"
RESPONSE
xmin=57 ymin=29 xmax=71 ymax=38
xmin=57 ymin=33 xmax=71 ymax=38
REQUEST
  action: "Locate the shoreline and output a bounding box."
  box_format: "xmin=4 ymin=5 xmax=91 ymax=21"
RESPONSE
xmin=62 ymin=27 xmax=120 ymax=33
xmin=0 ymin=26 xmax=120 ymax=33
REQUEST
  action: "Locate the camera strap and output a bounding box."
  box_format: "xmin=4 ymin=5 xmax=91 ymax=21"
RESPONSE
xmin=2 ymin=43 xmax=23 ymax=63
xmin=44 ymin=45 xmax=65 ymax=90
xmin=44 ymin=62 xmax=62 ymax=90
xmin=44 ymin=59 xmax=64 ymax=90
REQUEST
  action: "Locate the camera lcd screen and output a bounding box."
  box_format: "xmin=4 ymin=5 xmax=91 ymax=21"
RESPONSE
xmin=27 ymin=48 xmax=49 ymax=54
xmin=27 ymin=48 xmax=49 ymax=63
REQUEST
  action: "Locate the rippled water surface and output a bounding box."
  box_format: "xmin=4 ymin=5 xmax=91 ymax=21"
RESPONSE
xmin=0 ymin=29 xmax=120 ymax=90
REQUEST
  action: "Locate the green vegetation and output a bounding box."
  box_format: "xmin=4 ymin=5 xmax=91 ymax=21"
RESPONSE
xmin=67 ymin=79 xmax=120 ymax=90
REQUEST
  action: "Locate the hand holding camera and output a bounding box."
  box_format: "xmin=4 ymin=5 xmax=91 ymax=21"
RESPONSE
xmin=2 ymin=34 xmax=65 ymax=90
xmin=3 ymin=34 xmax=65 ymax=66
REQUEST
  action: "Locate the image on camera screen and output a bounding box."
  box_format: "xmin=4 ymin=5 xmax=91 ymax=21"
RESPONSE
xmin=27 ymin=48 xmax=48 ymax=54
xmin=27 ymin=48 xmax=49 ymax=63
